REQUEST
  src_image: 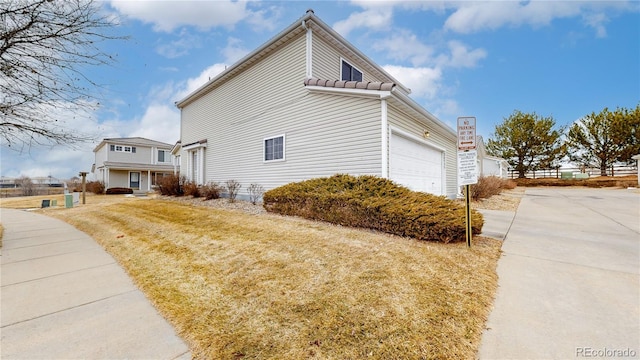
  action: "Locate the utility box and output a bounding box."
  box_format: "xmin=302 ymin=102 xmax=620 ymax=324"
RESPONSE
xmin=560 ymin=171 xmax=573 ymax=180
xmin=51 ymin=199 xmax=57 ymax=207
xmin=65 ymin=194 xmax=73 ymax=208
xmin=41 ymin=200 xmax=50 ymax=208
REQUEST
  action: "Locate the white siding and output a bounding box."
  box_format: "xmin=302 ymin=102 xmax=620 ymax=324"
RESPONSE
xmin=94 ymin=146 xmax=108 ymax=168
xmin=181 ymin=32 xmax=384 ymax=191
xmin=201 ymin=91 xmax=382 ymax=191
xmin=387 ymin=105 xmax=458 ymax=198
xmin=312 ymin=35 xmax=380 ymax=83
xmin=105 ymin=145 xmax=152 ymax=164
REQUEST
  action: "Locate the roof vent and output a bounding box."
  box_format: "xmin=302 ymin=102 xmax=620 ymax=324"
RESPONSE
xmin=306 ymin=9 xmax=314 ymax=15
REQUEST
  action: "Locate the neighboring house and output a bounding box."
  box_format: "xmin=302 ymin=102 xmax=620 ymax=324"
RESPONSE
xmin=175 ymin=10 xmax=459 ymax=198
xmin=92 ymin=137 xmax=178 ymax=192
xmin=476 ymin=136 xmax=509 ymax=178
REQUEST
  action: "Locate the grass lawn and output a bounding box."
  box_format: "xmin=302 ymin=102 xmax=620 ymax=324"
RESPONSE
xmin=3 ymin=196 xmax=501 ymax=359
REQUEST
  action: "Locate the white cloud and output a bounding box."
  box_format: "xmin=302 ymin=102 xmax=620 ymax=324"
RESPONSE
xmin=333 ymin=7 xmax=393 ymax=37
xmin=109 ymin=0 xmax=250 ymax=32
xmin=583 ymin=13 xmax=609 ymax=38
xmin=383 ymin=65 xmax=442 ymax=100
xmin=222 ymin=37 xmax=249 ymax=64
xmin=439 ymin=40 xmax=487 ymax=68
xmin=372 ymin=29 xmax=435 ymax=67
xmin=128 ymin=104 xmax=180 ymax=145
xmin=176 ymin=63 xmax=228 ymax=101
xmin=156 ymin=29 xmax=202 ymax=58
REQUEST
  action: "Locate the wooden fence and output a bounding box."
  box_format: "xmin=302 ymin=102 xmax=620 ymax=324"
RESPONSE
xmin=508 ymin=165 xmax=638 ymax=179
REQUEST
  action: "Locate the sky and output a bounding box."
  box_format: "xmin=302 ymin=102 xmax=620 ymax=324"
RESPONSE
xmin=1 ymin=0 xmax=639 ymax=180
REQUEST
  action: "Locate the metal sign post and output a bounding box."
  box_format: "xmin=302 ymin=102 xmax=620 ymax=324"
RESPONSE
xmin=457 ymin=117 xmax=477 ymax=247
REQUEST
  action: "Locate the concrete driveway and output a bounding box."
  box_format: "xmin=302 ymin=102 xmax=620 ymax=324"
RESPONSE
xmin=479 ymin=187 xmax=639 ymax=359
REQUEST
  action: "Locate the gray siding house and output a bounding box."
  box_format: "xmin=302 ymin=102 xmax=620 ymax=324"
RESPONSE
xmin=175 ymin=10 xmax=459 ymax=198
xmin=92 ymin=137 xmax=178 ymax=192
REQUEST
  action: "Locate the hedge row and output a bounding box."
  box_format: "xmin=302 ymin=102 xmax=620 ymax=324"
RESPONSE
xmin=263 ymin=174 xmax=483 ymax=243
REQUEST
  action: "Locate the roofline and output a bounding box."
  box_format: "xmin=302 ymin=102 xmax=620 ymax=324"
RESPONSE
xmin=391 ymin=89 xmax=457 ymax=139
xmin=92 ymin=137 xmax=174 ymax=153
xmin=176 ymin=10 xmax=411 ymax=108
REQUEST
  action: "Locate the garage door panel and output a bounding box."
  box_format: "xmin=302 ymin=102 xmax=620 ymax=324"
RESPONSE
xmin=390 ymin=133 xmax=443 ymax=195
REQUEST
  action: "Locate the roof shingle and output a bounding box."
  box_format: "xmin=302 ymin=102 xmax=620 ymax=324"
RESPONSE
xmin=304 ymin=78 xmax=395 ymax=91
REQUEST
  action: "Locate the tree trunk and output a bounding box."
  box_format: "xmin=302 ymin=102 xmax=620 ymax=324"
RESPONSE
xmin=600 ymin=162 xmax=607 ymax=176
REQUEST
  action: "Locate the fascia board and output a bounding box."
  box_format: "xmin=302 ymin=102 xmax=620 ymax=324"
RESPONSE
xmin=305 ymin=86 xmax=391 ymax=99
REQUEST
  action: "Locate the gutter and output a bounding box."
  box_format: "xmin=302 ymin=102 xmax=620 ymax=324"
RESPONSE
xmin=390 ymin=88 xmax=457 ymax=140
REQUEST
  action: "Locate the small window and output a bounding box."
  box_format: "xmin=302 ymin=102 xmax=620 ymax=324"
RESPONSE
xmin=341 ymin=60 xmax=363 ymax=82
xmin=158 ymin=149 xmax=168 ymax=163
xmin=115 ymin=145 xmax=123 ymax=152
xmin=110 ymin=144 xmax=115 ymax=151
xmin=124 ymin=146 xmax=132 ymax=152
xmin=264 ymin=135 xmax=284 ymax=161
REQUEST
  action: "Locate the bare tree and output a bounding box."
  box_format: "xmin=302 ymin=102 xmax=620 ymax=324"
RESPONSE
xmin=1 ymin=0 xmax=124 ymax=150
xmin=16 ymin=175 xmax=36 ymax=196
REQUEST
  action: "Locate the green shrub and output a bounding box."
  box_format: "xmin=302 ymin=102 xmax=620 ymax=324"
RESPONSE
xmin=263 ymin=174 xmax=483 ymax=243
xmin=156 ymin=174 xmax=184 ymax=196
xmin=201 ymin=182 xmax=222 ymax=200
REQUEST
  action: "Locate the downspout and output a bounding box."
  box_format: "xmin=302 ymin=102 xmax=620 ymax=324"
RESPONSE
xmin=302 ymin=19 xmax=312 ymax=78
xmin=381 ymin=99 xmax=389 ymax=178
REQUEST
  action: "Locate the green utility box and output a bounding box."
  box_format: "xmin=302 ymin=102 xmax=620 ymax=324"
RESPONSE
xmin=560 ymin=171 xmax=573 ymax=180
xmin=65 ymin=194 xmax=73 ymax=208
xmin=574 ymin=173 xmax=589 ymax=179
xmin=51 ymin=199 xmax=57 ymax=207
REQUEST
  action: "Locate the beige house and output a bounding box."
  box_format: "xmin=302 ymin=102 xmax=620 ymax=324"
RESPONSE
xmin=476 ymin=136 xmax=510 ymax=178
xmin=92 ymin=137 xmax=178 ymax=192
xmin=175 ymin=10 xmax=459 ymax=198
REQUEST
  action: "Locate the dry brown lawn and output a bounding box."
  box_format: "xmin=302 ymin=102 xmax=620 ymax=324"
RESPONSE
xmin=7 ymin=196 xmax=501 ymax=359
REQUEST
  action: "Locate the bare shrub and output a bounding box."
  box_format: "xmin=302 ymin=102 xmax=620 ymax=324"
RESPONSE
xmin=201 ymin=182 xmax=222 ymax=200
xmin=225 ymin=180 xmax=241 ymax=203
xmin=16 ymin=176 xmax=36 ymax=196
xmin=469 ymin=176 xmax=506 ymax=201
xmin=183 ymin=181 xmax=201 ymax=198
xmin=86 ymin=181 xmax=105 ymax=194
xmin=156 ymin=174 xmax=184 ymax=196
xmin=246 ymin=183 xmax=265 ymax=205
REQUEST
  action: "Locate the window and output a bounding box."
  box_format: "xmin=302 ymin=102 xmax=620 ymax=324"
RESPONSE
xmin=110 ymin=144 xmax=136 ymax=153
xmin=158 ymin=149 xmax=169 ymax=163
xmin=264 ymin=135 xmax=284 ymax=161
xmin=341 ymin=60 xmax=363 ymax=82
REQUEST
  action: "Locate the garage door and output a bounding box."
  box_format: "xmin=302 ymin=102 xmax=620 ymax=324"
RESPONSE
xmin=390 ymin=132 xmax=443 ymax=195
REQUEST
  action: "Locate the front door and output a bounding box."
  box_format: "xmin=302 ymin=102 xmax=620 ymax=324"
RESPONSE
xmin=130 ymin=172 xmax=140 ymax=189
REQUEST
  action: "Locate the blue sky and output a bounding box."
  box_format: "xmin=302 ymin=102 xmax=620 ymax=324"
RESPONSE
xmin=2 ymin=0 xmax=639 ymax=180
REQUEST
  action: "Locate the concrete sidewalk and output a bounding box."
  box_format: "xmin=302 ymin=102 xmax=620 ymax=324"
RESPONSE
xmin=0 ymin=208 xmax=191 ymax=359
xmin=479 ymin=188 xmax=640 ymax=359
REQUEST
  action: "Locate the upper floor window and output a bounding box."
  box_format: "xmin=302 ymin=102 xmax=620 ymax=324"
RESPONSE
xmin=158 ymin=149 xmax=169 ymax=163
xmin=110 ymin=144 xmax=136 ymax=153
xmin=264 ymin=135 xmax=284 ymax=162
xmin=341 ymin=59 xmax=362 ymax=82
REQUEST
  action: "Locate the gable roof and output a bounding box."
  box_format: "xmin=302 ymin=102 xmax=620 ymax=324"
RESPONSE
xmin=93 ymin=137 xmax=174 ymax=152
xmin=175 ymin=10 xmax=410 ymax=109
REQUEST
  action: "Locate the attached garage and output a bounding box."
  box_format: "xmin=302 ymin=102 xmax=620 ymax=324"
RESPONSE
xmin=389 ymin=129 xmax=445 ymax=196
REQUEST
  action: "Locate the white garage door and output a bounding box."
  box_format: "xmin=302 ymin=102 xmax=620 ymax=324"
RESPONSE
xmin=390 ymin=132 xmax=443 ymax=195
